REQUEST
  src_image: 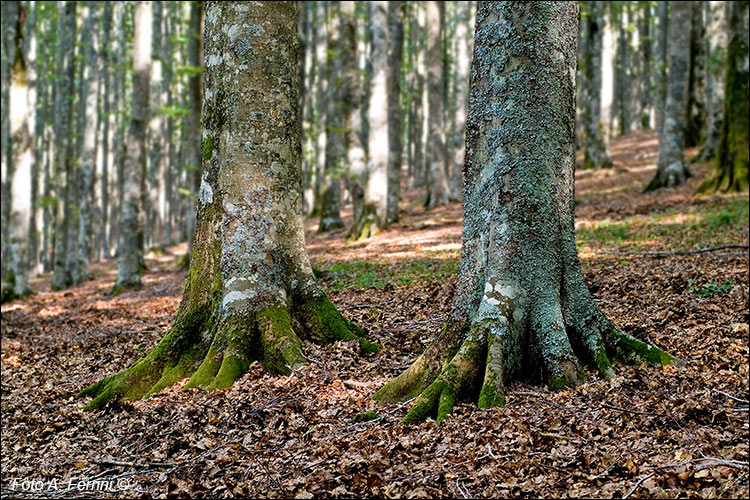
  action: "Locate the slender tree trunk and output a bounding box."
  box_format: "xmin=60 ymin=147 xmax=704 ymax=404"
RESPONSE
xmin=115 ymin=1 xmax=152 ymax=291
xmin=615 ymin=4 xmax=632 ymax=136
xmin=185 ymin=1 xmax=204 ymax=256
xmin=639 ymin=3 xmax=653 ymax=129
xmin=685 ymin=1 xmax=707 ymax=148
xmin=146 ymin=1 xmax=165 ymax=250
xmin=698 ymin=1 xmax=728 ymax=161
xmin=376 ymin=1 xmax=677 ymax=425
xmin=583 ymin=1 xmax=614 ymax=169
xmin=424 ymin=1 xmax=451 ymax=209
xmin=28 ymin=1 xmax=42 ymax=277
xmin=110 ymin=2 xmax=128 ymax=257
xmin=601 ymin=4 xmax=616 ymax=138
xmin=449 ymin=0 xmax=471 ymax=200
xmin=647 ymin=1 xmax=694 ymax=190
xmin=100 ymin=2 xmax=112 ymax=259
xmin=656 ymin=1 xmax=669 ymax=136
xmin=698 ymin=0 xmax=749 ymax=192
xmin=386 ymin=1 xmax=405 ymax=225
xmin=163 ymin=2 xmax=175 ymax=247
xmin=51 ymin=1 xmax=77 ymax=291
xmin=313 ymin=1 xmax=329 ymax=217
xmin=411 ymin=2 xmax=427 ymax=189
xmin=82 ymin=1 xmax=376 ymax=410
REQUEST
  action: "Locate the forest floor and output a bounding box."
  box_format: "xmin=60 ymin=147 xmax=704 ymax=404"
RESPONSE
xmin=2 ymin=131 xmax=749 ymax=499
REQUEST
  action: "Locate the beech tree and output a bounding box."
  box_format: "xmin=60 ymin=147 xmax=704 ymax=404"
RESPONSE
xmin=375 ymin=1 xmax=677 ymax=424
xmin=81 ymin=1 xmax=376 ymax=410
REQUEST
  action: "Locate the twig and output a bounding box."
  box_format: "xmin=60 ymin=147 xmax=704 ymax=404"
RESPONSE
xmin=711 ymin=388 xmax=749 ymax=404
xmin=647 ymin=457 xmax=750 ymax=471
xmin=596 ymin=244 xmax=749 ymax=258
xmin=623 ymin=472 xmax=655 ymax=499
xmin=343 ymin=304 xmax=378 ymax=310
xmin=602 ymin=403 xmax=663 ymax=416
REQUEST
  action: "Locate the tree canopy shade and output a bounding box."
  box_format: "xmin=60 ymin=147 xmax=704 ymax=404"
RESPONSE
xmin=80 ymin=1 xmax=376 ymax=410
xmin=374 ymin=1 xmax=678 ymax=424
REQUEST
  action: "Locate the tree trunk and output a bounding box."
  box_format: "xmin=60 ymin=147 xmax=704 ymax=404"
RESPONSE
xmin=697 ymin=1 xmax=727 ymax=161
xmin=115 ymin=1 xmax=152 ymax=292
xmin=639 ymin=3 xmax=652 ymax=129
xmin=81 ymin=1 xmax=376 ymax=410
xmin=647 ymin=1 xmax=694 ymax=191
xmin=656 ymin=1 xmax=669 ymax=137
xmin=698 ymin=0 xmax=749 ymax=192
xmin=424 ymin=1 xmax=451 ymax=209
xmin=583 ymin=1 xmax=614 ymax=169
xmin=615 ymin=4 xmax=632 ymax=136
xmin=146 ymin=1 xmax=165 ymax=250
xmin=51 ymin=1 xmax=77 ymax=291
xmin=185 ymin=1 xmax=204 ymax=256
xmin=318 ymin=2 xmax=346 ymax=232
xmin=685 ymin=1 xmax=706 ymax=148
xmin=450 ymin=0 xmax=471 ymax=200
xmin=411 ymin=2 xmax=427 ymax=189
xmin=386 ymin=1 xmax=405 ymax=225
xmin=313 ymin=1 xmax=329 ymax=217
xmin=375 ymin=1 xmax=677 ymax=425
xmin=76 ymin=1 xmax=100 ymax=283
xmin=100 ymin=2 xmax=113 ymax=259
xmin=28 ymin=1 xmax=42 ymax=277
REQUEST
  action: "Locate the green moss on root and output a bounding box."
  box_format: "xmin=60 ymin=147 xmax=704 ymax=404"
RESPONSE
xmin=298 ymin=295 xmax=378 ymax=353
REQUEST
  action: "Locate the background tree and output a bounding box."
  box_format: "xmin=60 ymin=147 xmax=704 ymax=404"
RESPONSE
xmin=697 ymin=0 xmax=727 ymax=162
xmin=81 ymin=1 xmax=376 ymax=410
xmin=647 ymin=1 xmax=694 ymax=191
xmin=375 ymin=1 xmax=677 ymax=424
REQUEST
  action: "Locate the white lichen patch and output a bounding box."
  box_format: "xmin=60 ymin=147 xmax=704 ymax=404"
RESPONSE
xmin=199 ymin=178 xmax=214 ymax=205
xmin=222 ymin=289 xmax=256 ymax=310
xmin=206 ymin=53 xmax=223 ymax=68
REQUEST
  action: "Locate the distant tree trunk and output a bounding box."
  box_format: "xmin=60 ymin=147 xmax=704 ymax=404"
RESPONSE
xmin=450 ymin=0 xmax=471 ymax=200
xmin=100 ymin=2 xmax=112 ymax=259
xmin=82 ymin=1 xmax=376 ymax=410
xmin=318 ymin=2 xmax=346 ymax=232
xmin=386 ymin=1 xmax=404 ymax=225
xmin=76 ymin=1 xmax=99 ymax=283
xmin=162 ymin=3 xmax=175 ymax=247
xmin=313 ymin=2 xmax=329 ymax=217
xmin=647 ymin=1 xmax=694 ymax=191
xmin=29 ymin=1 xmax=42 ymax=277
xmin=639 ymin=3 xmax=652 ymax=129
xmin=656 ymin=1 xmax=669 ymax=137
xmin=685 ymin=2 xmax=706 ymax=147
xmin=615 ymin=4 xmax=632 ymax=136
xmin=110 ymin=2 xmax=128 ymax=257
xmin=185 ymin=1 xmax=203 ymax=256
xmin=424 ymin=1 xmax=451 ymax=209
xmin=115 ymin=1 xmax=152 ymax=292
xmin=51 ymin=1 xmax=77 ymax=291
xmin=698 ymin=0 xmax=749 ymax=192
xmin=601 ymin=4 xmax=616 ymax=140
xmin=698 ymin=1 xmax=727 ymax=161
xmin=146 ymin=1 xmax=165 ymax=250
xmin=583 ymin=1 xmax=614 ymax=169
xmin=375 ymin=1 xmax=676 ymax=425
xmin=411 ymin=2 xmax=427 ymax=189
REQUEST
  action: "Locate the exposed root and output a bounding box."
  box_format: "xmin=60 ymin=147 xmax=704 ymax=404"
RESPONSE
xmin=80 ymin=298 xmax=375 ymax=410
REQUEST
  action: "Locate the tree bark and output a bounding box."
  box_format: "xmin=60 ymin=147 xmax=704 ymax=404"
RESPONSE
xmin=638 ymin=3 xmax=653 ymax=129
xmin=685 ymin=1 xmax=707 ymax=148
xmin=647 ymin=1 xmax=694 ymax=191
xmin=115 ymin=1 xmax=152 ymax=292
xmin=81 ymin=1 xmax=376 ymax=410
xmin=698 ymin=0 xmax=749 ymax=192
xmin=185 ymin=1 xmax=204 ymax=256
xmin=656 ymin=1 xmax=669 ymax=138
xmin=424 ymin=1 xmax=451 ymax=209
xmin=450 ymin=0 xmax=472 ymax=200
xmin=386 ymin=1 xmax=405 ymax=225
xmin=375 ymin=1 xmax=677 ymax=424
xmin=100 ymin=2 xmax=113 ymax=259
xmin=697 ymin=1 xmax=727 ymax=161
xmin=583 ymin=1 xmax=614 ymax=169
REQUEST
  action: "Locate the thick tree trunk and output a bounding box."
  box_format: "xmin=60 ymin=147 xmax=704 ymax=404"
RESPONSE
xmin=424 ymin=1 xmax=451 ymax=209
xmin=115 ymin=1 xmax=152 ymax=291
xmin=386 ymin=1 xmax=405 ymax=225
xmin=698 ymin=1 xmax=749 ymax=192
xmin=375 ymin=1 xmax=677 ymax=424
xmin=82 ymin=1 xmax=375 ymax=410
xmin=318 ymin=2 xmax=346 ymax=232
xmin=697 ymin=1 xmax=727 ymax=161
xmin=583 ymin=1 xmax=613 ymax=170
xmin=648 ymin=1 xmax=694 ymax=191
xmin=351 ymin=1 xmax=388 ymax=239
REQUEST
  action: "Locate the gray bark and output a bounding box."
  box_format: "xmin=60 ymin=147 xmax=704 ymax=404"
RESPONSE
xmin=686 ymin=1 xmax=707 ymax=147
xmin=146 ymin=1 xmax=165 ymax=249
xmin=649 ymin=1 xmax=694 ymax=190
xmin=583 ymin=1 xmax=613 ymax=169
xmin=449 ymin=0 xmax=471 ymax=200
xmin=386 ymin=1 xmax=405 ymax=224
xmin=115 ymin=1 xmax=152 ymax=291
xmin=656 ymin=1 xmax=669 ymax=136
xmin=698 ymin=1 xmax=727 ymax=160
xmin=100 ymin=2 xmax=113 ymax=258
xmin=424 ymin=1 xmax=451 ymax=209
xmin=638 ymin=3 xmax=653 ymax=129
xmin=615 ymin=4 xmax=632 ymax=135
xmin=185 ymin=1 xmax=204 ymax=254
xmin=313 ymin=1 xmax=329 ymax=216
xmin=1 ymin=1 xmax=19 ymax=288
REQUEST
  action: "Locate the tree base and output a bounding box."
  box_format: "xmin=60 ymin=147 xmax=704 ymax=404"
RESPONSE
xmin=80 ymin=295 xmax=377 ymax=410
xmin=375 ymin=282 xmax=679 ymax=424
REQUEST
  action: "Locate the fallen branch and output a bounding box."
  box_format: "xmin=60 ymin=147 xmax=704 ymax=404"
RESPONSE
xmin=596 ymin=244 xmax=749 ymax=258
xmin=711 ymin=388 xmax=749 ymax=404
xmin=623 ymin=472 xmax=656 ymax=499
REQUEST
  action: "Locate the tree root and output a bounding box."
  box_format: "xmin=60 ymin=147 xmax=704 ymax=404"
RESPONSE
xmin=80 ymin=295 xmax=376 ymax=410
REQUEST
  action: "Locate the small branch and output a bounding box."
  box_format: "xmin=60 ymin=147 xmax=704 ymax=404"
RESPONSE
xmin=623 ymin=472 xmax=655 ymax=499
xmin=602 ymin=403 xmax=663 ymax=416
xmin=711 ymin=388 xmax=749 ymax=404
xmin=596 ymin=244 xmax=749 ymax=258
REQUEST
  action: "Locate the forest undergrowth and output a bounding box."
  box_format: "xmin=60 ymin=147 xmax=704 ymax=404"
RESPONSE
xmin=2 ymin=132 xmax=748 ymax=498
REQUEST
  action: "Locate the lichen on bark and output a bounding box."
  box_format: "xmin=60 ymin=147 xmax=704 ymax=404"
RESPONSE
xmin=375 ymin=1 xmax=679 ymax=425
xmin=81 ymin=1 xmax=375 ymax=411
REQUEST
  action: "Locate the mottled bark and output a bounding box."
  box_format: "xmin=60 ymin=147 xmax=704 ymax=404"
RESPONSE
xmin=81 ymin=1 xmax=375 ymax=410
xmin=697 ymin=1 xmax=727 ymax=161
xmin=185 ymin=2 xmax=204 ymax=255
xmin=410 ymin=2 xmax=427 ymax=189
xmin=109 ymin=3 xmax=128 ymax=256
xmin=313 ymin=2 xmax=329 ymax=217
xmin=386 ymin=1 xmax=405 ymax=224
xmin=698 ymin=0 xmax=749 ymax=192
xmin=450 ymin=0 xmax=472 ymax=199
xmin=318 ymin=2 xmax=346 ymax=232
xmin=1 ymin=1 xmax=19 ymax=288
xmin=51 ymin=1 xmax=77 ymax=291
xmin=100 ymin=2 xmax=113 ymax=259
xmin=638 ymin=3 xmax=653 ymax=129
xmin=685 ymin=1 xmax=707 ymax=148
xmin=615 ymin=4 xmax=632 ymax=136
xmin=583 ymin=1 xmax=613 ymax=169
xmin=146 ymin=1 xmax=165 ymax=250
xmin=375 ymin=1 xmax=676 ymax=424
xmin=424 ymin=1 xmax=451 ymax=209
xmin=28 ymin=1 xmax=42 ymax=276
xmin=648 ymin=1 xmax=694 ymax=190
xmin=115 ymin=1 xmax=152 ymax=291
